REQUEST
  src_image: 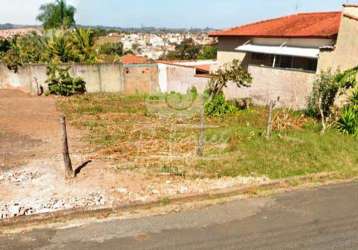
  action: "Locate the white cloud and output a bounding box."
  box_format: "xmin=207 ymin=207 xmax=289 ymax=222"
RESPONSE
xmin=0 ymin=0 xmax=80 ymax=25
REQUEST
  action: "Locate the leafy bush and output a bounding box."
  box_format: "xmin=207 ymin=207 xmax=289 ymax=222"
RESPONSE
xmin=46 ymin=63 xmax=86 ymax=96
xmin=197 ymin=45 xmax=217 ymax=60
xmin=350 ymin=88 xmax=358 ymax=106
xmin=335 ymin=66 xmax=358 ymax=89
xmin=208 ymin=60 xmax=252 ymax=98
xmin=337 ymin=106 xmax=358 ymax=136
xmin=189 ymin=86 xmax=198 ymax=99
xmin=205 ymin=92 xmax=237 ymax=117
xmin=98 ymin=42 xmax=123 ymax=56
xmin=306 ymin=71 xmax=339 ymax=118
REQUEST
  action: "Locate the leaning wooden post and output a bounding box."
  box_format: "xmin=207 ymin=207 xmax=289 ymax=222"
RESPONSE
xmin=266 ymin=97 xmax=279 ymax=139
xmin=60 ymin=116 xmax=74 ymax=179
xmin=266 ymin=101 xmax=274 ymax=139
xmin=197 ymin=96 xmax=205 ymax=157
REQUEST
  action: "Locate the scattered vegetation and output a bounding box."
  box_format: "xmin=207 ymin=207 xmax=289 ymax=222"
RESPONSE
xmin=306 ymin=67 xmax=358 ymax=135
xmin=306 ymin=70 xmax=339 ymax=118
xmin=204 ymin=92 xmax=237 ymax=117
xmin=337 ymin=105 xmax=358 ymax=136
xmin=0 ymin=1 xmax=125 ymax=70
xmin=205 ymin=59 xmax=252 ymax=116
xmin=46 ymin=63 xmax=86 ymax=96
xmin=161 ymin=38 xmax=217 ymax=60
xmin=58 ymin=94 xmax=358 ymax=180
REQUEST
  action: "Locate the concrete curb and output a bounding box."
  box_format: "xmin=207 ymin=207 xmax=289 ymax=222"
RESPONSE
xmin=0 ymin=172 xmax=354 ymax=231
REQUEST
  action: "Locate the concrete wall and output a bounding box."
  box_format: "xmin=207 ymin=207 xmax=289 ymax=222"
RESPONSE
xmin=223 ymin=65 xmax=315 ymax=109
xmin=318 ymin=5 xmax=358 ymax=71
xmin=0 ymin=64 xmax=47 ymax=93
xmin=122 ymin=64 xmax=159 ymax=95
xmin=0 ymin=63 xmax=159 ymax=95
xmin=158 ymin=64 xmax=208 ymax=94
xmin=217 ymin=37 xmax=249 ymax=65
xmin=0 ymin=61 xmax=316 ymax=109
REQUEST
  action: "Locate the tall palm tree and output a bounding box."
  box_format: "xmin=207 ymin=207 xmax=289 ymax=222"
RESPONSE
xmin=71 ymin=28 xmax=97 ymax=63
xmin=44 ymin=30 xmax=73 ymax=63
xmin=37 ymin=0 xmax=76 ymax=30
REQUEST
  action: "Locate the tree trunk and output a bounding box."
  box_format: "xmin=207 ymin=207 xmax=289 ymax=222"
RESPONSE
xmin=60 ymin=116 xmax=74 ymax=179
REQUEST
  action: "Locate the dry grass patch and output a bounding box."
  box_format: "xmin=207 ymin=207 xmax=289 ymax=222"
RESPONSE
xmin=58 ymin=93 xmax=358 ymax=180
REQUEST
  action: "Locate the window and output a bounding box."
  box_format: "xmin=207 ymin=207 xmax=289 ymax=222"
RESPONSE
xmin=250 ymin=53 xmax=274 ymax=67
xmin=276 ymin=55 xmax=317 ymax=72
xmin=249 ymin=53 xmax=317 ymax=72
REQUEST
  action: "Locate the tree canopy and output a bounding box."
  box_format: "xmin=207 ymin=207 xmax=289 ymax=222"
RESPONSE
xmin=37 ymin=0 xmax=76 ymax=30
xmin=162 ymin=39 xmax=217 ymax=60
xmin=165 ymin=38 xmax=201 ymax=60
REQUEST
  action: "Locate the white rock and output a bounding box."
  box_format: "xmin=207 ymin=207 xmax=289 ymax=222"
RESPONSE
xmin=117 ymin=187 xmax=128 ymax=194
xmin=8 ymin=204 xmax=21 ymax=217
xmin=179 ymin=186 xmax=189 ymax=194
xmin=151 ymin=189 xmax=160 ymax=195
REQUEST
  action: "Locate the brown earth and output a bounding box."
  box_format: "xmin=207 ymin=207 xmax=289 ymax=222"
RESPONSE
xmin=0 ymin=90 xmax=61 ymax=168
xmin=0 ymin=90 xmax=266 ymax=219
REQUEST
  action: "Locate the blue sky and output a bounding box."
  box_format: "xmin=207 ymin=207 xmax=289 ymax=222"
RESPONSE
xmin=0 ymin=0 xmax=350 ymax=28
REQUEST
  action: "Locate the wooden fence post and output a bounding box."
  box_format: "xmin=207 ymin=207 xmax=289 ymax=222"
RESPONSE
xmin=197 ymin=96 xmax=205 ymax=157
xmin=266 ymin=97 xmax=280 ymax=139
xmin=60 ymin=116 xmax=74 ymax=179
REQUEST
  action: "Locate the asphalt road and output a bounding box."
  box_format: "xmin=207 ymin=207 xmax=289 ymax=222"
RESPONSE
xmin=2 ymin=182 xmax=358 ymax=249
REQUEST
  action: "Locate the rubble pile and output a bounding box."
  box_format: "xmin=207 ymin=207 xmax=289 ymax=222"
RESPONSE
xmin=0 ymin=170 xmax=40 ymax=185
xmin=0 ymin=192 xmax=105 ymax=219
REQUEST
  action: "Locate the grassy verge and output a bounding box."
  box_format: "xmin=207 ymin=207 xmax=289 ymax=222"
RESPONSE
xmin=57 ymin=93 xmax=358 ymax=180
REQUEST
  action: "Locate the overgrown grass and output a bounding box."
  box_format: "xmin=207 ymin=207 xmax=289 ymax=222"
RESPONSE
xmin=57 ymin=93 xmax=358 ymax=180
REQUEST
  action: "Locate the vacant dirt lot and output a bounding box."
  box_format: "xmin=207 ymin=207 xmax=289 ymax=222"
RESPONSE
xmin=0 ymin=90 xmax=118 ymax=217
xmin=0 ymin=90 xmax=57 ymax=168
xmin=0 ymin=90 xmax=265 ymax=219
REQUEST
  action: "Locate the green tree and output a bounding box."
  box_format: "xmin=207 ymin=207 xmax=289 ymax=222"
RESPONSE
xmin=198 ymin=45 xmax=217 ymax=60
xmin=99 ymin=42 xmax=123 ymax=56
xmin=165 ymin=38 xmax=201 ymax=60
xmin=37 ymin=0 xmax=76 ymax=30
xmin=71 ymin=28 xmax=97 ymax=63
xmin=44 ymin=30 xmax=73 ymax=63
xmin=208 ymin=59 xmax=252 ymax=98
xmin=205 ymin=60 xmax=252 ymax=116
xmin=2 ymin=33 xmax=46 ymax=72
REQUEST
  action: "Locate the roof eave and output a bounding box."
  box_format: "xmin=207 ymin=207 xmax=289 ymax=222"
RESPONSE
xmin=210 ymin=34 xmax=338 ymax=39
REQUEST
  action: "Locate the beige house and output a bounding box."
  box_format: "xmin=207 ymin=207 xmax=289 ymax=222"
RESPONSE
xmin=209 ymin=4 xmax=358 ymax=109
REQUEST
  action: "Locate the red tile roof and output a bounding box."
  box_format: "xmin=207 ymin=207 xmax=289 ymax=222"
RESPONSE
xmin=209 ymin=12 xmax=342 ymax=39
xmin=120 ymin=54 xmax=148 ymax=64
xmin=195 ymin=65 xmax=210 ymax=73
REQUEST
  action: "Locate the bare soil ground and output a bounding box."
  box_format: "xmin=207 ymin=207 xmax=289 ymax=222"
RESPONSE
xmin=0 ymin=90 xmax=266 ymax=219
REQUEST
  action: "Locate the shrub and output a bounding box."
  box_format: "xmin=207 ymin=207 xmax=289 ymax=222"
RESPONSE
xmin=205 ymin=92 xmax=237 ymax=117
xmin=337 ymin=106 xmax=358 ymax=136
xmin=306 ymin=70 xmax=339 ymax=118
xmin=98 ymin=42 xmax=123 ymax=56
xmin=46 ymin=63 xmax=86 ymax=96
xmin=335 ymin=66 xmax=358 ymax=89
xmin=350 ymin=88 xmax=358 ymax=106
xmin=208 ymin=59 xmax=252 ymax=98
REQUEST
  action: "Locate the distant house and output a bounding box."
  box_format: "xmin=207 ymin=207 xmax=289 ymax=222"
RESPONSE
xmin=120 ymin=54 xmax=149 ymax=64
xmin=0 ymin=28 xmax=41 ymax=38
xmin=209 ymin=4 xmax=358 ymax=108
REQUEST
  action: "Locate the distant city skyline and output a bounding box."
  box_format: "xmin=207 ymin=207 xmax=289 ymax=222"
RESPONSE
xmin=0 ymin=0 xmax=350 ymax=29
